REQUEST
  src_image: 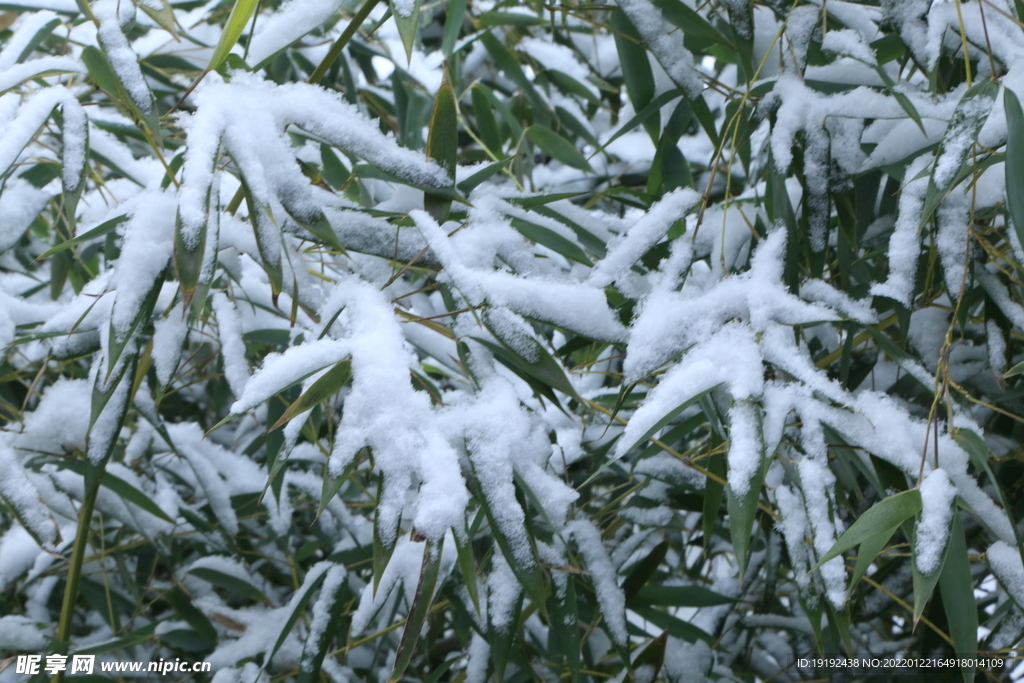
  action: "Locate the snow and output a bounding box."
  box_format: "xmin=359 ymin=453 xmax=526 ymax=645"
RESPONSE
xmin=616 ymin=0 xmax=702 ymax=98
xmin=915 ymin=469 xmax=956 ymax=576
xmin=870 ymin=156 xmax=931 ymax=306
xmin=0 ymin=10 xmax=59 ymax=71
xmin=0 ymin=178 xmax=50 ymax=253
xmin=212 ymin=293 xmax=251 ymax=398
xmin=988 ymin=542 xmax=1024 ymax=609
xmin=568 ymin=519 xmax=627 ymax=645
xmin=0 ymin=86 xmax=87 ymax=194
xmin=0 ymin=439 xmax=59 ymax=549
xmin=0 ymin=615 xmax=48 ymax=650
xmin=246 ymin=0 xmax=346 ymax=67
xmin=93 ymin=0 xmax=153 ymax=113
xmin=822 ymin=28 xmax=877 ymax=64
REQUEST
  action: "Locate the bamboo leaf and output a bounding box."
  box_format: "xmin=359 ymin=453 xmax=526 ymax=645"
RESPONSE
xmin=813 ymin=489 xmax=922 ymax=570
xmin=390 ymin=538 xmax=443 ymax=682
xmin=939 ymin=510 xmax=977 ymax=683
xmin=1004 ymin=88 xmax=1024 ymax=252
xmin=270 ymin=359 xmax=352 ymax=431
xmin=527 ymin=125 xmax=593 ymax=173
xmin=208 ymin=0 xmax=259 ymax=70
xmin=390 ymin=0 xmax=422 ymax=64
xmin=424 ymin=70 xmax=457 ymax=223
xmin=187 ymin=567 xmax=266 ymax=602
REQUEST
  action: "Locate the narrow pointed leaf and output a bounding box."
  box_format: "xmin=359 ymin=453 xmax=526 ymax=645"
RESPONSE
xmin=208 ymin=0 xmax=259 ymax=70
xmin=813 ymin=489 xmax=922 ymax=570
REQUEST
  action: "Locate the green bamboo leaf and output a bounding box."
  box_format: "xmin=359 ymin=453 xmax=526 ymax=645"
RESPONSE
xmin=471 ymin=86 xmax=502 ymax=157
xmin=135 ymin=0 xmax=178 ymax=37
xmin=939 ymin=510 xmax=977 ymax=683
xmin=457 ymin=156 xmax=513 ymax=194
xmin=1004 ymin=88 xmax=1024 ymax=253
xmin=453 ymin=527 xmax=480 ymax=613
xmin=424 ymin=71 xmax=457 ymax=223
xmin=621 ymin=541 xmax=668 ymax=600
xmin=813 ymin=489 xmax=922 ymax=570
xmin=703 ymin=449 xmax=725 ymax=549
xmin=36 ymin=215 xmax=128 ymax=260
xmin=390 ymin=538 xmax=443 ymax=682
xmin=648 ymin=0 xmax=728 ymax=49
xmin=630 ymin=631 xmax=668 ymax=680
xmin=848 ymin=527 xmax=891 ymax=596
xmin=208 ymin=0 xmax=259 ymax=70
xmin=441 ymin=0 xmax=467 ymax=57
xmin=628 ymin=604 xmax=713 ymax=643
xmin=186 ymin=567 xmax=266 ymax=602
xmin=630 ymin=585 xmax=734 ymax=607
xmin=609 ymin=9 xmax=658 ymax=140
xmin=1004 ymin=359 xmax=1024 ymax=378
xmin=509 ymin=217 xmax=592 ymax=265
xmin=472 ymin=337 xmax=581 ymax=406
xmin=526 ymin=125 xmax=593 ymax=173
xmin=373 ymin=473 xmax=399 ymax=593
xmin=270 ymin=359 xmax=352 ymax=431
xmin=390 ymin=0 xmax=422 ymax=64
xmin=478 ymin=10 xmax=544 ymax=26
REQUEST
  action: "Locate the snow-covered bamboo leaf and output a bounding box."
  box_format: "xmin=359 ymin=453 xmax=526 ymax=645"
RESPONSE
xmin=267 ymin=563 xmax=331 ymax=667
xmin=0 ymin=441 xmax=60 ymax=550
xmin=919 ymin=81 xmax=998 ymax=229
xmin=297 ymin=565 xmax=348 ymax=683
xmin=186 ymin=567 xmax=267 ymax=602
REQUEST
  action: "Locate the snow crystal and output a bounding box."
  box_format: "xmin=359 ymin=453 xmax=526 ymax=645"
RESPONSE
xmin=23 ymin=378 xmax=92 ymax=453
xmin=663 ymin=638 xmax=712 ymax=683
xmin=915 ymin=469 xmax=956 ymax=576
xmin=465 ymin=632 xmax=491 ymax=683
xmin=986 ymin=321 xmax=1006 ymax=376
xmin=487 ymin=549 xmax=521 ymax=633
